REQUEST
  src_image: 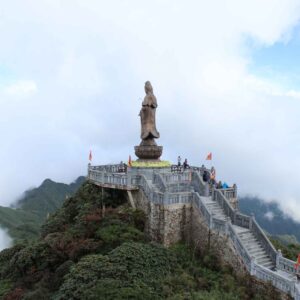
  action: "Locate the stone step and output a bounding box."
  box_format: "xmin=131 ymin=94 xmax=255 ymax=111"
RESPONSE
xmin=238 ymin=232 xmax=255 ymax=239
xmin=239 ymin=233 xmax=256 ymax=239
xmin=248 ymin=247 xmax=265 ymax=255
xmin=254 ymin=253 xmax=270 ymax=260
xmin=245 ymin=242 xmax=263 ymax=250
xmin=260 ymin=261 xmax=275 ymax=269
xmin=211 ymin=211 xmax=225 ymax=216
xmin=247 ymin=249 xmax=267 ymax=257
xmin=257 ymin=257 xmax=272 ymax=265
xmin=210 ymin=206 xmax=223 ymax=211
xmin=241 ymin=238 xmax=259 ymax=245
xmin=212 ymin=214 xmax=226 ymax=220
xmin=241 ymin=239 xmax=259 ymax=246
xmin=211 ymin=209 xmax=225 ymax=215
xmin=206 ymin=202 xmax=220 ymax=206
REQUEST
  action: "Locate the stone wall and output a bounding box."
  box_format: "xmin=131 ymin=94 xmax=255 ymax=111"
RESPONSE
xmin=130 ymin=189 xmax=191 ymax=246
xmin=131 ymin=188 xmax=246 ymax=275
xmin=130 ymin=189 xmax=290 ymax=299
xmin=188 ymin=205 xmax=248 ymax=276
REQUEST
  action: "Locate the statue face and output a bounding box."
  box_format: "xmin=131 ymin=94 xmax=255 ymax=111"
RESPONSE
xmin=144 ymin=81 xmax=153 ymax=94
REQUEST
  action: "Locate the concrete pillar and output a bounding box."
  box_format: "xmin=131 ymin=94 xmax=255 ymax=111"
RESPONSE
xmin=127 ymin=191 xmax=136 ymax=209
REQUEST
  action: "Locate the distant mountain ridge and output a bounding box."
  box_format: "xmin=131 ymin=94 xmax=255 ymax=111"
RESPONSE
xmin=0 ymin=176 xmax=85 ymax=243
xmin=239 ymin=196 xmax=300 ymax=243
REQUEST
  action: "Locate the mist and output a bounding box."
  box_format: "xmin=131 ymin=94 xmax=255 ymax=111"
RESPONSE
xmin=1 ymin=1 xmax=300 ymax=222
xmin=0 ymin=228 xmax=12 ymax=252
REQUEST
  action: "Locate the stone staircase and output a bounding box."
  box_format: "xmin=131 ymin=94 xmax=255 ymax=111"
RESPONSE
xmin=153 ymin=176 xmax=283 ymax=271
xmin=203 ymin=197 xmax=227 ymax=221
xmin=232 ymin=225 xmax=275 ymax=270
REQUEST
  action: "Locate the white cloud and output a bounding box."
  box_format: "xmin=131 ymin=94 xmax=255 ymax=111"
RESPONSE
xmin=0 ymin=1 xmax=300 ymax=224
xmin=264 ymin=211 xmax=275 ymax=221
xmin=3 ymin=80 xmax=37 ymax=97
xmin=0 ymin=228 xmax=12 ymax=251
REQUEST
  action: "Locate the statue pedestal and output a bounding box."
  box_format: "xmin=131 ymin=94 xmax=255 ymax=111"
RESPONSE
xmin=134 ymin=139 xmax=163 ymax=161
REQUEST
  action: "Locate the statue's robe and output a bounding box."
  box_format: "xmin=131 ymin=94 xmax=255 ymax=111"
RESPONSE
xmin=140 ymin=94 xmax=160 ymax=140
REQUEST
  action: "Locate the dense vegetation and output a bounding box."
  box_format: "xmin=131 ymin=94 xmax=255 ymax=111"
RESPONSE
xmin=0 ymin=177 xmax=85 ymax=243
xmin=270 ymin=236 xmax=300 ymax=261
xmin=0 ymin=182 xmax=282 ymax=299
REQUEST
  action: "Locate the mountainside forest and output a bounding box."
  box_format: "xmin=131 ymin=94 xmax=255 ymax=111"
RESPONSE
xmin=0 ymin=181 xmax=281 ymax=299
xmin=0 ymin=177 xmax=85 ymax=243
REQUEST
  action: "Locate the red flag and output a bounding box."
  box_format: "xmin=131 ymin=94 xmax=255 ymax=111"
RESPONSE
xmin=89 ymin=150 xmax=92 ymax=162
xmin=128 ymin=155 xmax=132 ymax=167
xmin=206 ymin=152 xmax=212 ymax=160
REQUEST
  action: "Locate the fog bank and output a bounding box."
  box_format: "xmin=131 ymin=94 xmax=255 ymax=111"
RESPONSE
xmin=0 ymin=228 xmax=12 ymax=251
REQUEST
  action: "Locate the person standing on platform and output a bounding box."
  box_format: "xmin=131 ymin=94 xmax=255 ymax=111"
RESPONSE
xmin=177 ymin=156 xmax=181 ymax=166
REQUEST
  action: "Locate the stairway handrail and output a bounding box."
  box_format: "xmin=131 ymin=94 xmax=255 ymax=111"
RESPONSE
xmin=213 ymin=189 xmax=235 ymax=222
xmin=191 ymin=171 xmax=207 ymax=196
xmin=251 ymin=217 xmax=277 ymax=263
xmin=192 ymin=192 xmax=212 ymax=226
xmin=227 ymin=222 xmax=253 ymax=271
xmin=153 ymin=173 xmax=167 ymax=192
xmin=252 ymin=262 xmax=296 ymax=295
xmin=277 ymin=255 xmax=300 ymax=276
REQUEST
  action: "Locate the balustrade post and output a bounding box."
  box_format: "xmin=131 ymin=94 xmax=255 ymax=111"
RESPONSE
xmin=276 ymin=249 xmax=282 ymax=270
xmin=249 ymin=213 xmax=255 ymax=230
xmin=233 ymin=183 xmax=237 ymax=198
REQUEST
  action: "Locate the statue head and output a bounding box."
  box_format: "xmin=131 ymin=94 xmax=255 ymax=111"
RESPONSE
xmin=144 ymin=81 xmax=153 ymax=94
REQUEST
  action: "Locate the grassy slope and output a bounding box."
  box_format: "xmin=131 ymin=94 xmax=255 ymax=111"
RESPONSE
xmin=0 ymin=176 xmax=85 ymax=243
xmin=0 ymin=182 xmax=281 ymax=299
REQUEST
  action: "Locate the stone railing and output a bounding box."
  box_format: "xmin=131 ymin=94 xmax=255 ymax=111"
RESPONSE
xmin=89 ymin=164 xmax=127 ymax=173
xmin=161 ymin=172 xmax=192 ymax=184
xmin=227 ymin=222 xmax=252 ymax=272
xmin=234 ymin=212 xmax=251 ymax=229
xmin=191 ymin=171 xmax=207 ymax=196
xmin=213 ymin=189 xmax=235 ymax=223
xmin=138 ymin=174 xmax=167 ymax=205
xmin=251 ymin=218 xmax=277 ymax=264
xmin=164 ymin=192 xmax=193 ymax=205
xmin=192 ymin=192 xmax=212 ymax=226
xmin=277 ymin=252 xmax=300 ymax=276
xmin=190 ymin=165 xmax=207 ymax=176
xmin=252 ymin=263 xmax=296 ymax=295
xmin=88 ymin=168 xmax=132 ymax=188
xmin=212 ymin=217 xmax=227 ymax=233
xmin=153 ymin=173 xmax=167 ymax=192
xmin=220 ymin=186 xmax=237 ymax=200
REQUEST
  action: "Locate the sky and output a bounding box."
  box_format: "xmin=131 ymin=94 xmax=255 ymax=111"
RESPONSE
xmin=1 ymin=0 xmax=300 ymax=226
